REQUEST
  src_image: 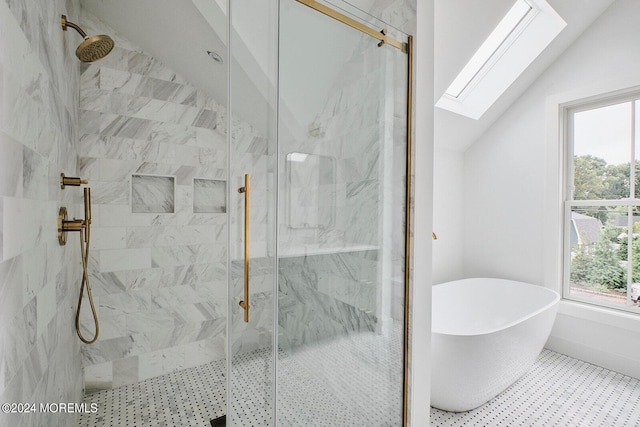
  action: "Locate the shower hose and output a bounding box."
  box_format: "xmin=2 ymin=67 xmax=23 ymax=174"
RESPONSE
xmin=75 ymin=227 xmax=99 ymax=344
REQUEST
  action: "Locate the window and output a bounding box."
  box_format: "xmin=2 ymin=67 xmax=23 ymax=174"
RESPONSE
xmin=564 ymin=95 xmax=640 ymax=313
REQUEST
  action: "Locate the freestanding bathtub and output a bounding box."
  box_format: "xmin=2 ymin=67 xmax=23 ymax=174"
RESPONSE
xmin=431 ymin=278 xmax=559 ymax=412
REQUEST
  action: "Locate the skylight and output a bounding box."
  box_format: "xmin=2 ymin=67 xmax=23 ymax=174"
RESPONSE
xmin=436 ymin=0 xmax=566 ymax=120
xmin=445 ymin=0 xmax=532 ymax=99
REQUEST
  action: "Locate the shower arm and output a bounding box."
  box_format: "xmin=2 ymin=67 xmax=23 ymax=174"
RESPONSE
xmin=61 ymin=15 xmax=88 ymax=39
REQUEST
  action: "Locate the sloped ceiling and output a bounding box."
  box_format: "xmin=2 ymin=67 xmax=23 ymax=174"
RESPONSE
xmin=435 ymin=0 xmax=616 ymax=151
xmin=80 ymin=0 xmax=617 ymax=151
xmin=79 ymin=0 xmax=361 ymax=141
xmin=79 ymin=0 xmax=273 ymax=135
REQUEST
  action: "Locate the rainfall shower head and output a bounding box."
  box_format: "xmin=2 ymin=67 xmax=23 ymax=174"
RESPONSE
xmin=61 ymin=15 xmax=114 ymax=63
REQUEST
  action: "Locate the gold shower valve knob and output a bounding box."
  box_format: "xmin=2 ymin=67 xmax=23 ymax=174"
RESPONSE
xmin=60 ymin=173 xmax=88 ymax=189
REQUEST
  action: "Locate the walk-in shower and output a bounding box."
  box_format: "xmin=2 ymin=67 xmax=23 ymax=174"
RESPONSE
xmin=2 ymin=0 xmax=414 ymax=425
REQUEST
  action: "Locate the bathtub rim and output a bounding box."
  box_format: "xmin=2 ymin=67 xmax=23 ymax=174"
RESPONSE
xmin=432 ymin=277 xmax=560 ymax=337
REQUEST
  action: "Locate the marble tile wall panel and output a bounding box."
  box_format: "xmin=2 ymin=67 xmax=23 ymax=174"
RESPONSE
xmin=99 ymin=248 xmax=152 ymax=272
xmin=78 ymin=12 xmax=271 ymax=391
xmin=277 ymin=251 xmax=378 ymax=349
xmin=278 ymin=261 xmax=377 ymax=350
xmin=0 ymin=0 xmax=84 ymax=426
xmin=193 ymin=179 xmax=226 ymax=213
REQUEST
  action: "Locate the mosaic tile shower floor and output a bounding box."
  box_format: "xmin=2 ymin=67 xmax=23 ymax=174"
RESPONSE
xmin=76 ymin=323 xmax=402 ymax=427
xmin=76 ymin=346 xmax=640 ymax=426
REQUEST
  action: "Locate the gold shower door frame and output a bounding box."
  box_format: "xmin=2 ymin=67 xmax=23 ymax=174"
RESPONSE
xmin=292 ymin=1 xmax=414 ymax=425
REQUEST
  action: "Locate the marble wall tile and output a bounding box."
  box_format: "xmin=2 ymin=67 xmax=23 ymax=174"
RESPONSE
xmin=124 ymin=309 xmax=175 ymax=335
xmin=2 ymin=197 xmax=48 ymax=262
xmin=150 ymin=244 xmax=219 ymax=268
xmin=96 ymin=314 xmax=127 ymax=341
xmin=111 ymin=355 xmax=138 ymax=388
xmin=0 ymin=199 xmax=3 ymax=262
xmin=97 ymin=291 xmax=150 ymax=317
xmin=83 ymin=361 xmax=113 ymax=394
xmin=99 ymin=204 xmax=166 ymax=227
xmin=99 ymin=158 xmax=140 ymax=182
xmin=0 ymin=0 xmax=84 ymax=424
xmin=0 ymin=132 xmax=24 ymax=198
xmin=0 ymin=257 xmax=23 ymax=329
xmin=138 ymin=346 xmax=185 ymax=382
xmin=90 ymin=227 xmax=127 ymax=250
xmin=126 ymin=225 xmax=214 ymax=247
xmin=91 ymin=180 xmax=130 ymax=205
xmin=99 ymin=248 xmax=152 ymax=272
xmin=77 ymin=12 xmax=240 ymax=391
xmin=127 ymin=51 xmax=187 ymax=84
xmin=35 ymin=281 xmax=56 ymax=338
xmin=193 ymin=179 xmax=226 ymax=213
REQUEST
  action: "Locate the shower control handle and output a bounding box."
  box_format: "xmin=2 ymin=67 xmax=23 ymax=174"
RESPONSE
xmin=60 ymin=173 xmax=88 ymax=189
xmin=238 ymin=174 xmax=251 ymax=323
xmin=57 ymin=187 xmax=92 ymax=246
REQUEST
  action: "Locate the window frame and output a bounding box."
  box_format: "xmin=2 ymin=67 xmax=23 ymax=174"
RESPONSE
xmin=562 ymin=92 xmax=640 ymax=315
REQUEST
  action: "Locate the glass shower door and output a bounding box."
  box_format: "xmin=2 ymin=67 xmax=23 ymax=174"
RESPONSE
xmin=227 ymin=0 xmax=410 ymax=424
xmin=276 ymin=1 xmax=410 ymax=425
xmin=227 ymin=0 xmax=279 ymax=425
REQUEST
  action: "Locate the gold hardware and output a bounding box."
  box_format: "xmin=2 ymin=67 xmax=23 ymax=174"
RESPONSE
xmin=60 ymin=173 xmax=88 ymax=189
xmin=238 ymin=174 xmax=251 ymax=323
xmin=84 ymin=187 xmax=92 ymax=243
xmin=295 ymin=0 xmax=407 ymax=52
xmin=61 ymin=15 xmax=114 ymax=63
xmin=377 ymin=29 xmax=387 ymax=47
xmin=61 ymin=14 xmax=87 ymax=37
xmin=58 ymin=206 xmax=84 ymax=245
xmin=402 ymin=35 xmax=413 ymax=427
xmin=58 ymin=181 xmax=99 ymax=343
xmin=58 ymin=207 xmax=69 ymax=245
xmin=432 ymin=232 xmax=438 ymax=240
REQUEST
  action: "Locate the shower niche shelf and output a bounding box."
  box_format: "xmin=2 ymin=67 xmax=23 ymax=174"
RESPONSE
xmin=131 ymin=174 xmax=175 ymax=213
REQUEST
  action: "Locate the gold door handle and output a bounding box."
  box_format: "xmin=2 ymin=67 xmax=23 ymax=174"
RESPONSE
xmin=238 ymin=174 xmax=250 ymax=323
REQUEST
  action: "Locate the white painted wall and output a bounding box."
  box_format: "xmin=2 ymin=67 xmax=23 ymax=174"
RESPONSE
xmin=462 ymin=0 xmax=640 ymax=378
xmin=432 ymin=147 xmax=465 ymax=284
xmin=411 ymin=1 xmax=434 ymax=424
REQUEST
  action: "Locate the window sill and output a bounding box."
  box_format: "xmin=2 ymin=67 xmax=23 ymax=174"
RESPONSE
xmin=558 ymin=299 xmax=640 ymax=332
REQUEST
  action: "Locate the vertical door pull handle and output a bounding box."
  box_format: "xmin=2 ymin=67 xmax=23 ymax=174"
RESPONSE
xmin=238 ymin=174 xmax=250 ymax=322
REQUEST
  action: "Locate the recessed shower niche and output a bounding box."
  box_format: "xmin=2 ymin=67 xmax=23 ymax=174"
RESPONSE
xmin=131 ymin=174 xmax=176 ymax=214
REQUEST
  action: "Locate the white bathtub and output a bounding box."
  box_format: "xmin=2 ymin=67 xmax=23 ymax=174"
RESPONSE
xmin=431 ymin=278 xmax=559 ymax=412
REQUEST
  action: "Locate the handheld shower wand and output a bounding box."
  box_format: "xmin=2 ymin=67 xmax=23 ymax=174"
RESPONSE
xmin=58 ymin=175 xmax=99 ymax=344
